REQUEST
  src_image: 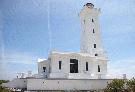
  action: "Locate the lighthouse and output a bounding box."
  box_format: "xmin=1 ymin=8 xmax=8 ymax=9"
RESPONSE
xmin=79 ymin=3 xmax=108 ymax=78
xmin=80 ymin=3 xmax=106 ymax=57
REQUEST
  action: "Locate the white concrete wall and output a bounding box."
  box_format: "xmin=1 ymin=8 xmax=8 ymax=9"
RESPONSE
xmin=27 ymin=79 xmax=112 ymax=90
xmin=49 ymin=52 xmax=107 ymax=79
xmin=38 ymin=60 xmax=50 ymax=78
xmin=2 ymin=78 xmax=27 ymax=89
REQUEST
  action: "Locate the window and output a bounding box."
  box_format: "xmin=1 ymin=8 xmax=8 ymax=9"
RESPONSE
xmin=59 ymin=61 xmax=62 ymax=70
xmin=83 ymin=20 xmax=85 ymax=24
xmin=43 ymin=67 xmax=46 ymax=72
xmin=86 ymin=62 xmax=88 ymax=71
xmin=93 ymin=29 xmax=95 ymax=33
xmin=98 ymin=65 xmax=100 ymax=72
xmin=92 ymin=19 xmax=94 ymax=22
xmin=70 ymin=59 xmax=78 ymax=73
xmin=95 ymin=54 xmax=98 ymax=56
xmin=94 ymin=44 xmax=96 ymax=48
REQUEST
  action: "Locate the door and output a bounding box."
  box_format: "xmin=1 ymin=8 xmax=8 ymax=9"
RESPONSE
xmin=70 ymin=59 xmax=78 ymax=73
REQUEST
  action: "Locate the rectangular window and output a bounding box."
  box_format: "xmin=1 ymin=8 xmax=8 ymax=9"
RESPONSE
xmin=94 ymin=44 xmax=96 ymax=48
xmin=43 ymin=67 xmax=46 ymax=72
xmin=98 ymin=65 xmax=100 ymax=72
xmin=92 ymin=19 xmax=94 ymax=22
xmin=70 ymin=59 xmax=78 ymax=73
xmin=83 ymin=20 xmax=85 ymax=24
xmin=86 ymin=62 xmax=88 ymax=71
xmin=59 ymin=61 xmax=62 ymax=70
xmin=95 ymin=54 xmax=98 ymax=56
xmin=93 ymin=29 xmax=95 ymax=33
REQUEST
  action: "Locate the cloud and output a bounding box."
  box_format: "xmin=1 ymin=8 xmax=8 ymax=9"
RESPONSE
xmin=0 ymin=10 xmax=4 ymax=60
xmin=108 ymin=57 xmax=135 ymax=78
xmin=0 ymin=51 xmax=38 ymax=80
xmin=101 ymin=0 xmax=135 ymax=16
xmin=0 ymin=51 xmax=38 ymax=64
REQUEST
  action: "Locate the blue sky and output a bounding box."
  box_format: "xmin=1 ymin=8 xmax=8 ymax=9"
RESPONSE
xmin=0 ymin=0 xmax=135 ymax=79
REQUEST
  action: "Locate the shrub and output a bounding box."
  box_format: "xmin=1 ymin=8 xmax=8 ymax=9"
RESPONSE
xmin=0 ymin=80 xmax=12 ymax=92
xmin=126 ymin=77 xmax=135 ymax=92
xmin=105 ymin=79 xmax=125 ymax=92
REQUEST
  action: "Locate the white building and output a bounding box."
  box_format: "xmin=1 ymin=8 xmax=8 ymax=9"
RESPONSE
xmin=2 ymin=3 xmax=111 ymax=91
xmin=38 ymin=3 xmax=108 ymax=79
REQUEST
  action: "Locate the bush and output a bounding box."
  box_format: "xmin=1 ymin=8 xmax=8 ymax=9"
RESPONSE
xmin=105 ymin=79 xmax=125 ymax=92
xmin=126 ymin=77 xmax=135 ymax=92
xmin=0 ymin=80 xmax=9 ymax=85
xmin=0 ymin=80 xmax=12 ymax=92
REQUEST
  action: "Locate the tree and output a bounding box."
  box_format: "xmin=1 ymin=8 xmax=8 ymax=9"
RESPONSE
xmin=0 ymin=80 xmax=11 ymax=92
xmin=126 ymin=77 xmax=135 ymax=92
xmin=105 ymin=79 xmax=125 ymax=92
xmin=0 ymin=80 xmax=9 ymax=85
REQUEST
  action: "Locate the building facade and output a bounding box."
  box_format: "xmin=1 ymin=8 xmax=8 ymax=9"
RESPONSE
xmin=38 ymin=3 xmax=108 ymax=79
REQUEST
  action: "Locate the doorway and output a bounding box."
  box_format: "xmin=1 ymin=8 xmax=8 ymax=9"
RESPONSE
xmin=70 ymin=59 xmax=78 ymax=73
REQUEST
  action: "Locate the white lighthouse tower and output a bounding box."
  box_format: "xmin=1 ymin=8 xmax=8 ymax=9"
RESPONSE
xmin=79 ymin=3 xmax=108 ymax=78
xmin=80 ymin=3 xmax=105 ymax=57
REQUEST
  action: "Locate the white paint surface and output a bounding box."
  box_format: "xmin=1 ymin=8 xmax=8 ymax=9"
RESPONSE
xmin=27 ymin=79 xmax=112 ymax=90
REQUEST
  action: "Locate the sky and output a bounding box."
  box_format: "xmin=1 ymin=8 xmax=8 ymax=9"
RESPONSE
xmin=0 ymin=0 xmax=135 ymax=80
